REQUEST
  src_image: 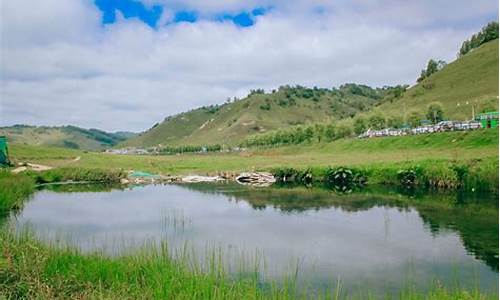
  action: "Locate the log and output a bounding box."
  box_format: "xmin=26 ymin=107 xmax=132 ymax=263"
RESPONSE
xmin=236 ymin=172 xmax=276 ymax=187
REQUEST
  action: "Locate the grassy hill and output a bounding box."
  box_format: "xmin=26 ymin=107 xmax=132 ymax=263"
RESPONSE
xmin=125 ymin=40 xmax=498 ymax=149
xmin=374 ymin=39 xmax=498 ymax=120
xmin=0 ymin=125 xmax=136 ymax=151
xmin=122 ymin=84 xmax=399 ymax=147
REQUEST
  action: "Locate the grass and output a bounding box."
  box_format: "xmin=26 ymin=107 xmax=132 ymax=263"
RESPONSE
xmin=0 ymin=171 xmax=35 ymax=216
xmin=1 ymin=229 xmax=498 ymax=300
xmin=7 ymin=129 xmax=499 ymax=190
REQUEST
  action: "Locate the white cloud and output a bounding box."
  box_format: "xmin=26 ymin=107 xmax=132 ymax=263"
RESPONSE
xmin=0 ymin=0 xmax=497 ymax=131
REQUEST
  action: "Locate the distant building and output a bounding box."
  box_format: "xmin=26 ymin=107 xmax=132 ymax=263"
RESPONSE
xmin=475 ymin=112 xmax=499 ymax=128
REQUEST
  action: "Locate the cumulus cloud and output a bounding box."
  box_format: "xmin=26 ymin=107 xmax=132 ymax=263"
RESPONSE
xmin=0 ymin=0 xmax=497 ymax=131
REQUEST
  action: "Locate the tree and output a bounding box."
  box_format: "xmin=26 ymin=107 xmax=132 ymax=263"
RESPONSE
xmin=407 ymin=110 xmax=422 ymax=127
xmin=387 ymin=116 xmax=404 ymax=128
xmin=417 ymin=59 xmax=446 ymax=82
xmin=368 ymin=114 xmax=386 ymax=130
xmin=459 ymin=21 xmax=499 ymax=56
xmin=304 ymin=126 xmax=315 ymax=142
xmin=314 ymin=124 xmax=326 ymax=142
xmin=336 ymin=124 xmax=352 ymax=138
xmin=426 ymin=102 xmax=444 ymax=124
xmin=353 ymin=117 xmax=367 ymax=135
xmin=324 ymin=123 xmax=336 ymax=141
xmin=425 ymin=59 xmax=439 ymax=77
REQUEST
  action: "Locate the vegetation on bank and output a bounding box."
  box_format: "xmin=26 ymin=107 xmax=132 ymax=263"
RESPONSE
xmin=0 ymin=168 xmax=125 ymax=214
xmin=1 ymin=230 xmax=497 ymax=300
xmin=25 ymin=167 xmax=125 ymax=185
xmin=0 ymin=171 xmax=35 ymax=216
xmin=271 ymin=156 xmax=498 ymax=192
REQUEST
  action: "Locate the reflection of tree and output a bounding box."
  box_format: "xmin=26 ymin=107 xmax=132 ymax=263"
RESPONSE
xmin=418 ymin=203 xmax=498 ymax=272
xmin=180 ymin=183 xmax=499 ymax=271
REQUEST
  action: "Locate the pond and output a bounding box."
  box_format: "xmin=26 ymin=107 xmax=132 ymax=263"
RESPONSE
xmin=8 ymin=183 xmax=499 ymax=296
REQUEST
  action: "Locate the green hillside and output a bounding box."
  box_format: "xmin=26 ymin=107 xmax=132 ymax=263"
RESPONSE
xmin=0 ymin=125 xmax=136 ymax=151
xmin=123 ymin=84 xmax=400 ymax=147
xmin=374 ymin=39 xmax=498 ymax=120
xmin=125 ymin=39 xmax=498 ymax=149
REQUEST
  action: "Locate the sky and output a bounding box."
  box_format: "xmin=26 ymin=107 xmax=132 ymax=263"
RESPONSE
xmin=0 ymin=0 xmax=498 ymax=132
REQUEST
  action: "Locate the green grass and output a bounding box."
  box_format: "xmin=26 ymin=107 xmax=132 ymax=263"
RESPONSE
xmin=0 ymin=171 xmax=35 ymax=216
xmin=8 ymin=129 xmax=498 ymax=189
xmin=1 ymin=229 xmax=497 ymax=300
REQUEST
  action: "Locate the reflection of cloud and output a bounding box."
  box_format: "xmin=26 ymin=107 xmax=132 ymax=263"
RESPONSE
xmin=1 ymin=0 xmax=498 ymax=131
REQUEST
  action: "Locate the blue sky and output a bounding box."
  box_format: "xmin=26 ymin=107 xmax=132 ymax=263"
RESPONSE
xmin=94 ymin=0 xmax=272 ymax=28
xmin=1 ymin=0 xmax=498 ymax=131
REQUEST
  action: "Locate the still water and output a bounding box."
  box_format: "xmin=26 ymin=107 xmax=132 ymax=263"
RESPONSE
xmin=9 ymin=183 xmax=499 ymax=295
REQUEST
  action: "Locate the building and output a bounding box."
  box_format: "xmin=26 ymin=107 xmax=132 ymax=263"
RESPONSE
xmin=0 ymin=136 xmax=9 ymax=166
xmin=475 ymin=111 xmax=499 ymax=128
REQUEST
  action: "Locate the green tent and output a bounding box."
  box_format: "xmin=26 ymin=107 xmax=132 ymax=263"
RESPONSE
xmin=0 ymin=136 xmax=9 ymax=166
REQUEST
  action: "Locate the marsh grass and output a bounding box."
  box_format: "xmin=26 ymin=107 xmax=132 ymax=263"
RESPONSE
xmin=26 ymin=167 xmax=126 ymax=184
xmin=1 ymin=227 xmax=498 ymax=299
xmin=0 ymin=171 xmax=35 ymax=215
xmin=161 ymin=209 xmax=193 ymax=233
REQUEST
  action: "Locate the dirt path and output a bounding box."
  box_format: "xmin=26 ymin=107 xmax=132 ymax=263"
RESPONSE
xmin=12 ymin=163 xmax=53 ymax=174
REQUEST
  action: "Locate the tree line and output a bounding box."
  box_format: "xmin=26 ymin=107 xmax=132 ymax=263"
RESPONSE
xmin=459 ymin=21 xmax=498 ymax=57
xmin=159 ymin=144 xmax=222 ymax=154
xmin=242 ymin=102 xmax=446 ymax=148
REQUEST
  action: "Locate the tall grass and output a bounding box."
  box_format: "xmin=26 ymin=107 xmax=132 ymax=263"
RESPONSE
xmin=26 ymin=167 xmax=126 ymax=184
xmin=0 ymin=229 xmax=497 ymax=300
xmin=0 ymin=171 xmax=35 ymax=215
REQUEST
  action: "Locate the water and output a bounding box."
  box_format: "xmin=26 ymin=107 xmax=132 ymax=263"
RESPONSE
xmin=9 ymin=183 xmax=499 ymax=295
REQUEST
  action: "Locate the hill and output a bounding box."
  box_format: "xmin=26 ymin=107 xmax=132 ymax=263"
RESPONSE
xmin=0 ymin=125 xmax=136 ymax=151
xmin=122 ymin=84 xmax=401 ymax=147
xmin=374 ymin=39 xmax=498 ymax=120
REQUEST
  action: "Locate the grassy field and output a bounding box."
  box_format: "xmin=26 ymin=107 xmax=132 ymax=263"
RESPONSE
xmin=9 ymin=129 xmax=498 ymax=174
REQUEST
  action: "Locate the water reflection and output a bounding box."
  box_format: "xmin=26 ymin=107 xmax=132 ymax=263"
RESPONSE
xmin=9 ymin=182 xmax=499 ymax=295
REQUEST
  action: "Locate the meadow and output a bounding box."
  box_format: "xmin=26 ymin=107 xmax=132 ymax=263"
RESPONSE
xmin=8 ymin=129 xmax=499 ymax=191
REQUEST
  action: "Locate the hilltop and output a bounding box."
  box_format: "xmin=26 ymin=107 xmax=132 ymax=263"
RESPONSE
xmin=374 ymin=39 xmax=498 ymax=120
xmin=0 ymin=125 xmax=136 ymax=151
xmin=122 ymin=84 xmax=402 ymax=147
